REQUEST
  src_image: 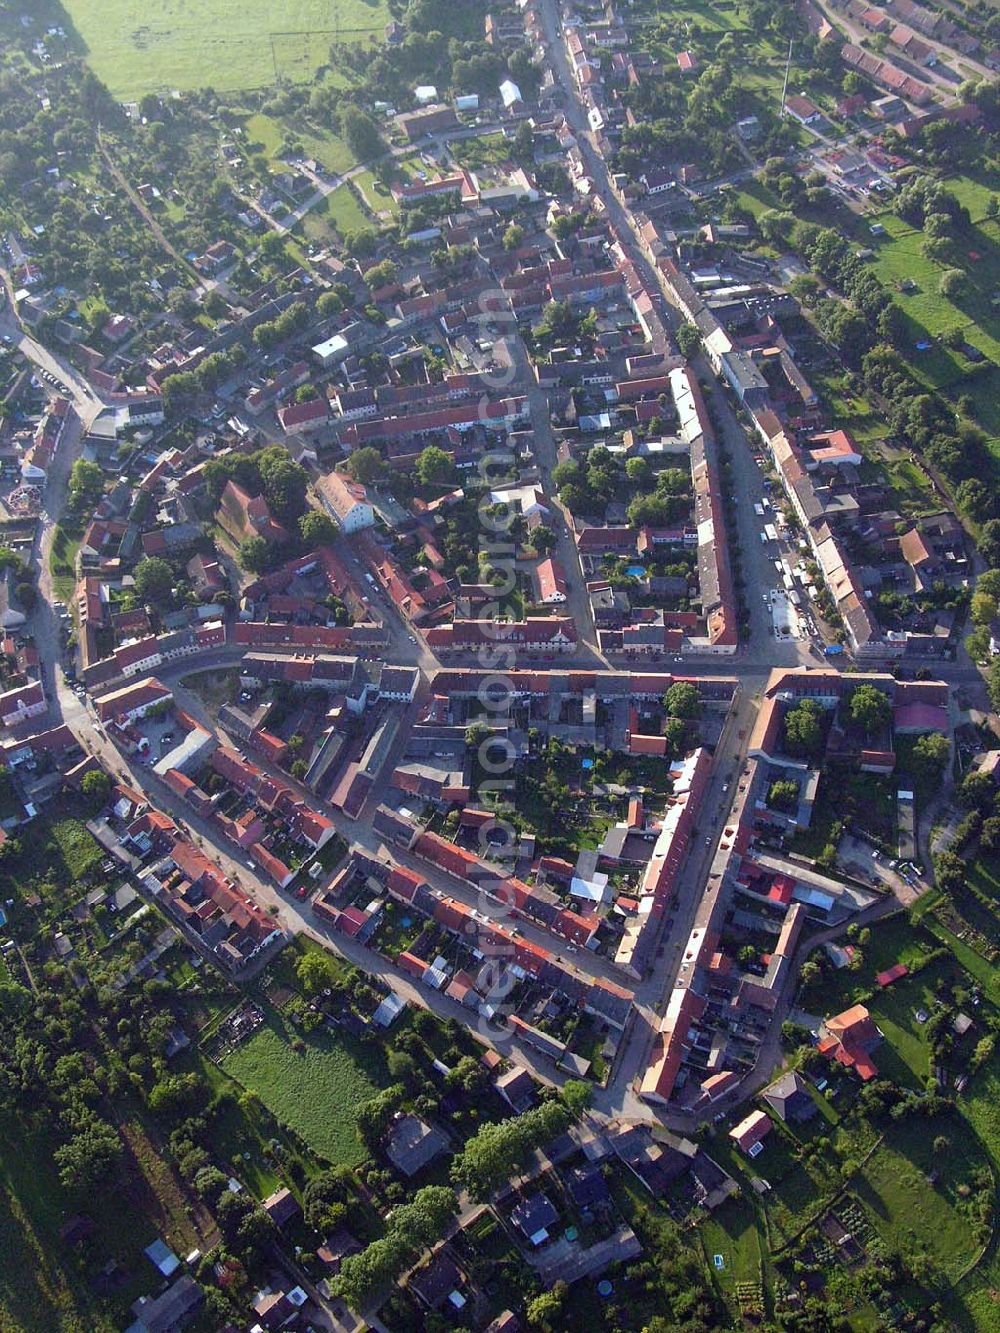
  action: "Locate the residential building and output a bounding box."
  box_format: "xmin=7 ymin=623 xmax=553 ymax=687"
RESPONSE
xmin=316 ymin=472 xmax=376 ymax=534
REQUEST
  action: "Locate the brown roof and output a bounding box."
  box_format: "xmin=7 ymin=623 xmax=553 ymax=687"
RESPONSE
xmin=318 ymin=470 xmax=369 ymax=520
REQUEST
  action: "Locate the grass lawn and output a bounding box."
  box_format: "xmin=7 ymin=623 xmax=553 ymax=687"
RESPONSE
xmin=191 ymin=1052 xmax=286 ymax=1197
xmin=866 ymin=189 xmax=1000 ymax=388
xmin=325 ymin=183 xmax=372 ymax=237
xmin=49 ymin=817 xmax=104 ymax=879
xmin=894 ymin=734 xmax=941 ymax=810
xmin=953 ymin=365 xmax=1000 ymax=431
xmin=864 ymin=970 xmax=945 ymax=1089
xmin=883 ymin=455 xmax=938 ymax=513
xmin=710 ymin=1117 xmax=838 ymax=1252
xmin=10 ymin=814 xmax=105 ymax=894
xmin=647 ymin=0 xmax=750 ymax=33
xmin=179 ymin=667 xmax=240 ymax=718
xmin=266 ymin=933 xmax=349 ymax=994
xmin=790 ymin=765 xmax=895 ymax=858
xmin=244 ymin=111 xmax=358 ymax=179
xmin=221 ymin=1009 xmax=389 ymax=1166
xmin=814 ymin=373 xmax=886 ymax=445
xmin=967 ymin=851 xmax=1000 ymax=908
xmin=854 ymin=1115 xmax=982 ymax=1283
xmin=797 ymin=916 xmax=939 ymax=1014
xmin=699 ymin=1195 xmax=764 ymax=1309
xmin=944 ymin=1044 xmax=1000 ymax=1329
xmin=49 ymin=521 xmax=83 ymax=602
xmin=925 ymin=915 xmax=1000 ymax=1002
xmin=731 ymin=179 xmax=782 ymax=219
xmin=0 ymin=1117 xmax=118 ymax=1332
xmin=61 ymin=0 xmax=388 ymax=98
xmin=353 ymin=168 xmax=399 ymax=220
xmin=814 ymin=370 xmax=940 ymax=515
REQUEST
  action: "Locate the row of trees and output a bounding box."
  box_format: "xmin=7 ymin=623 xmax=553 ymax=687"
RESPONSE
xmin=450 ymin=1099 xmax=572 ymax=1198
xmin=161 ymin=342 xmax=248 ymax=411
xmin=333 ymin=1184 xmax=457 ymax=1310
xmin=251 ymin=299 xmax=311 ymax=352
xmin=347 ymin=443 xmax=457 ymax=490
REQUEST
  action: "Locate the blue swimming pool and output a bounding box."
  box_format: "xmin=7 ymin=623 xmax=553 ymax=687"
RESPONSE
xmin=626 ymin=565 xmax=645 ymax=577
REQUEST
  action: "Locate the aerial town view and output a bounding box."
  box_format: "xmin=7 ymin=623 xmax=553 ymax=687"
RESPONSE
xmin=7 ymin=0 xmax=1000 ymax=1330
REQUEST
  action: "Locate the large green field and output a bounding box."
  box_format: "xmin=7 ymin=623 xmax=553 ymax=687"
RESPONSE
xmin=855 ymin=1116 xmax=983 ymax=1285
xmin=221 ymin=1011 xmax=389 ymax=1166
xmin=60 ymin=0 xmax=388 ymax=98
xmin=867 ymin=174 xmax=1000 ymax=394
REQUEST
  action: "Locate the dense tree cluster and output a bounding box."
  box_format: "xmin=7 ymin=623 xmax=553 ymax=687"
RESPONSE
xmin=861 ymin=345 xmax=992 ymax=521
xmin=333 ymin=1185 xmax=457 ymax=1309
xmin=783 ymin=698 xmax=824 ymax=758
xmin=328 ymin=0 xmax=514 ymax=111
xmin=203 ymin=444 xmax=308 ymax=526
xmin=451 ymin=1100 xmax=571 ymax=1197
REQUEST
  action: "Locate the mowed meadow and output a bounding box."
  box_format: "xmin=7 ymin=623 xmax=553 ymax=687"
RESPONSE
xmin=59 ymin=0 xmax=388 ymax=97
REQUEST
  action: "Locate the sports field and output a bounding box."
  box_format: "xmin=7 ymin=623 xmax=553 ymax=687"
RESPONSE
xmin=61 ymin=0 xmax=388 ymax=98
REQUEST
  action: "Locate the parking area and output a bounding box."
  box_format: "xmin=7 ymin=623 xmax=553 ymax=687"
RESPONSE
xmin=838 ymin=832 xmax=924 ymax=906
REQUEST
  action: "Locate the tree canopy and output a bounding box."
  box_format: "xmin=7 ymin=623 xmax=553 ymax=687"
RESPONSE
xmin=299 ymin=511 xmax=338 ymax=549
xmin=664 ymin=681 xmax=701 ymax=720
xmin=69 ymin=458 xmax=104 ymax=507
xmin=451 ymin=1101 xmax=571 ymax=1198
xmin=911 ymin=732 xmax=949 ymax=785
xmin=346 ymin=447 xmax=385 ymax=485
xmin=848 ymin=684 xmax=892 ymax=736
xmin=415 ymin=446 xmax=457 ymax=487
xmin=133 ymin=556 xmax=173 ymax=603
xmin=784 ymin=698 xmax=824 ymax=758
xmin=333 ymin=1185 xmax=457 ymax=1309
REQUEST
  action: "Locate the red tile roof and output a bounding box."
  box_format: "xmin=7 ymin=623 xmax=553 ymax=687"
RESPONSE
xmin=876 ymin=963 xmax=908 ymax=987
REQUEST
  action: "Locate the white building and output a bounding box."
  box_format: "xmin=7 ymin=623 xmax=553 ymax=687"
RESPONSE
xmin=500 ymin=79 xmax=523 ymax=110
xmin=312 ymin=332 xmax=350 ymax=369
xmin=316 ymin=472 xmax=375 ymax=534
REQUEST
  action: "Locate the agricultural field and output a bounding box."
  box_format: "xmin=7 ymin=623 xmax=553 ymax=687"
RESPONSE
xmin=221 ymin=1010 xmax=389 ymax=1166
xmin=60 ymin=0 xmax=388 ymax=98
